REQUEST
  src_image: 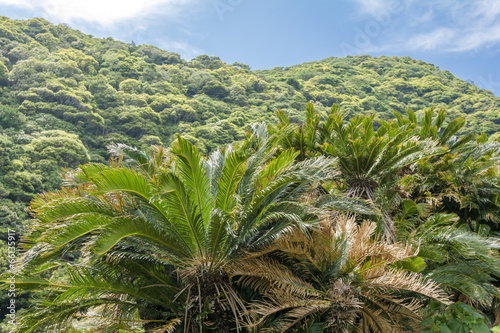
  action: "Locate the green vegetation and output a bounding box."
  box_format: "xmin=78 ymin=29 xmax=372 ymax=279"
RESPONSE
xmin=5 ymin=103 xmax=500 ymax=332
xmin=0 ymin=15 xmax=497 ymax=233
xmin=422 ymin=302 xmax=492 ymax=333
xmin=0 ymin=15 xmax=500 ymax=332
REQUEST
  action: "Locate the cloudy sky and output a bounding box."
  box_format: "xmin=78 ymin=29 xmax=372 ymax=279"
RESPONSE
xmin=1 ymin=0 xmax=499 ymax=95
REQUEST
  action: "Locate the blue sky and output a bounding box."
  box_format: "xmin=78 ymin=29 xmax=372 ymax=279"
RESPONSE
xmin=1 ymin=0 xmax=499 ymax=96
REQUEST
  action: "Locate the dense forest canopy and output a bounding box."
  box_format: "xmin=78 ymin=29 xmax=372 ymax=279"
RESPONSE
xmin=1 ymin=15 xmax=500 ymax=332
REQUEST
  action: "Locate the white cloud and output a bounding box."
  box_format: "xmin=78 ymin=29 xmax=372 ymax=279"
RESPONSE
xmin=406 ymin=28 xmax=456 ymax=51
xmin=467 ymin=0 xmax=500 ymax=24
xmin=354 ymin=0 xmax=500 ymax=53
xmin=449 ymin=24 xmax=500 ymax=52
xmin=0 ymin=0 xmax=200 ymax=26
xmin=408 ymin=1 xmax=500 ymax=52
xmin=354 ymin=0 xmax=389 ymax=15
xmin=0 ymin=0 xmax=207 ymax=60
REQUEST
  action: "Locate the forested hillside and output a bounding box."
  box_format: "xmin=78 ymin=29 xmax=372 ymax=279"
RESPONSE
xmin=0 ymin=15 xmax=499 ymax=266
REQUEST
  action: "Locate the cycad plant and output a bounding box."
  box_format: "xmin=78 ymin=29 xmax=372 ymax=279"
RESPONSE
xmin=392 ymin=107 xmax=472 ymax=148
xmin=408 ymin=213 xmax=500 ymax=306
xmin=395 ymin=107 xmax=500 ymax=233
xmin=388 ymin=108 xmax=500 ymax=327
xmin=395 ymin=198 xmax=500 ymax=318
xmin=8 ymin=129 xmax=337 ymax=333
xmin=273 ymin=103 xmax=444 ymax=241
xmin=230 ymin=216 xmax=449 ymax=332
xmin=402 ymin=137 xmax=500 ymax=234
xmin=272 ymin=102 xmax=323 ymax=161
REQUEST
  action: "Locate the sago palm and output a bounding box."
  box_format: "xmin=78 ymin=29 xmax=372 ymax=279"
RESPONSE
xmin=271 ymin=102 xmax=323 ymax=161
xmin=273 ymin=103 xmax=444 ymax=241
xmin=394 ymin=107 xmax=500 ymax=232
xmin=401 ymin=137 xmax=500 ymax=234
xmin=396 ymin=208 xmax=500 ymax=311
xmin=229 ymin=216 xmax=449 ymax=332
xmin=8 ymin=129 xmax=338 ymax=333
xmin=393 ymin=108 xmax=500 ymax=325
xmin=420 ymin=215 xmax=500 ymax=305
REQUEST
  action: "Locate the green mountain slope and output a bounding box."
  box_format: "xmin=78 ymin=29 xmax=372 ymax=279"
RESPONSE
xmin=258 ymin=56 xmax=500 ymax=133
xmin=0 ymin=15 xmax=499 ymax=237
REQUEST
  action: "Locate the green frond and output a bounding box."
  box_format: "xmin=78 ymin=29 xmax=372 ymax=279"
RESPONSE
xmin=214 ymin=148 xmax=246 ymax=212
xmin=34 ymin=196 xmax=117 ymax=224
xmin=426 ymin=262 xmax=499 ymax=304
xmin=157 ymin=172 xmax=205 ymax=256
xmin=92 ymin=216 xmax=191 ymax=260
xmin=205 ymin=148 xmax=226 ymax=199
xmin=171 ymin=135 xmax=213 ymax=227
xmin=315 ymin=194 xmax=378 ymax=215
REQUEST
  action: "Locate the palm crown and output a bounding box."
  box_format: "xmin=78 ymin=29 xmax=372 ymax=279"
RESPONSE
xmin=273 ymin=103 xmax=444 ymax=241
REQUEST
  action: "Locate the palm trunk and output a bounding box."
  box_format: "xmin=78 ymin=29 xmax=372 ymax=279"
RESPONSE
xmin=346 ymin=182 xmax=397 ymax=243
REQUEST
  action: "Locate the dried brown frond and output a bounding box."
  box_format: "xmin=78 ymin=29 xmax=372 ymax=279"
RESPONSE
xmin=280 ymin=302 xmax=334 ymax=331
xmin=458 ymin=293 xmax=482 ymax=308
xmin=360 ymin=294 xmax=423 ymax=331
xmin=333 ymin=214 xmax=358 ymax=237
xmin=366 ymin=268 xmax=449 ymax=304
xmin=366 ymin=293 xmax=423 ymax=315
xmin=229 ymin=257 xmax=314 ymax=297
xmin=359 ymin=306 xmax=394 ymax=333
xmin=248 ymin=292 xmax=330 ymax=330
xmin=151 ymin=318 xmax=182 ymax=333
xmin=234 ymin=211 xmax=448 ymax=332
